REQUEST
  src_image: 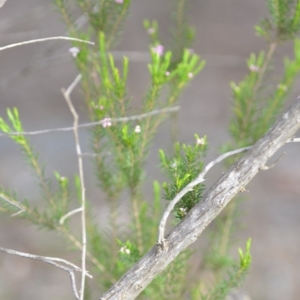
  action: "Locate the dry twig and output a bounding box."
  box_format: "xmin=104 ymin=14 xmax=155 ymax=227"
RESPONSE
xmin=0 ymin=36 xmax=94 ymax=52
xmin=0 ymin=0 xmax=7 ymax=8
xmin=62 ymin=74 xmax=87 ymax=300
xmin=0 ymin=106 xmax=180 ymax=137
xmin=0 ymin=246 xmax=92 ymax=300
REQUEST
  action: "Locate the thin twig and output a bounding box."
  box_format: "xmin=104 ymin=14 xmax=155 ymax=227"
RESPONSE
xmin=157 ymin=136 xmax=300 ymax=245
xmin=60 ymin=207 xmax=83 ymax=225
xmin=0 ymin=0 xmax=7 ymax=8
xmin=0 ymin=193 xmax=25 ymax=216
xmin=0 ymin=194 xmax=111 ymax=280
xmin=0 ymin=106 xmax=180 ymax=137
xmin=288 ymin=137 xmax=300 ymax=142
xmin=0 ymin=246 xmax=92 ymax=300
xmin=0 ymin=36 xmax=94 ymax=52
xmin=62 ymin=74 xmax=87 ymax=300
xmin=157 ymin=146 xmax=251 ymax=246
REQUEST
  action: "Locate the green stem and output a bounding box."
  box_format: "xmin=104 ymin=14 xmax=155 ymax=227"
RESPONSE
xmin=130 ymin=188 xmax=144 ymax=254
xmin=253 ymin=42 xmax=277 ymax=95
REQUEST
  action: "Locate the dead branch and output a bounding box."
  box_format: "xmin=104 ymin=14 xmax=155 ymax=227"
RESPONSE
xmin=99 ymin=96 xmax=300 ymax=300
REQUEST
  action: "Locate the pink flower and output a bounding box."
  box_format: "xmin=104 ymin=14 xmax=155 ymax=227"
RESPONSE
xmin=165 ymin=71 xmax=170 ymax=76
xmin=188 ymin=72 xmax=193 ymax=78
xmin=69 ymin=47 xmax=80 ymax=57
xmin=148 ymin=28 xmax=155 ymax=35
xmin=249 ymin=65 xmax=260 ymax=72
xmin=152 ymin=45 xmax=164 ymax=56
xmin=102 ymin=118 xmax=112 ymax=128
xmin=115 ymin=0 xmax=123 ymax=3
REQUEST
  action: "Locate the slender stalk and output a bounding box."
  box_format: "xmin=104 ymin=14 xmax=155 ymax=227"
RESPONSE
xmin=62 ymin=74 xmax=87 ymax=300
xmin=0 ymin=36 xmax=94 ymax=52
xmin=254 ymin=42 xmax=277 ymax=95
xmin=218 ymin=202 xmax=235 ymax=256
xmin=106 ymin=4 xmax=129 ymax=49
xmin=22 ymin=142 xmax=56 ymax=209
xmin=130 ymin=188 xmax=144 ymax=254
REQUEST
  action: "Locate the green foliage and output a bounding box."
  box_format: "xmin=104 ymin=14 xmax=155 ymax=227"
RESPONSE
xmin=211 ymin=3 xmax=300 ymax=300
xmin=201 ymin=239 xmax=252 ymax=300
xmin=229 ymin=38 xmax=300 ymax=148
xmin=55 ymin=0 xmax=131 ymax=48
xmin=2 ymin=0 xmax=300 ymax=299
xmin=159 ymin=135 xmax=207 ymax=220
xmin=256 ymin=0 xmax=300 ymax=41
xmin=169 ymin=0 xmax=195 ymax=70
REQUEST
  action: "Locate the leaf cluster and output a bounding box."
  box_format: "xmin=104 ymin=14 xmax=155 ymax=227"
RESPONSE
xmin=229 ymin=38 xmax=300 ymax=148
xmin=256 ymin=0 xmax=300 ymax=42
xmin=159 ymin=135 xmax=207 ymax=220
xmin=55 ymin=0 xmax=131 ymax=48
xmin=200 ymin=239 xmax=252 ymax=300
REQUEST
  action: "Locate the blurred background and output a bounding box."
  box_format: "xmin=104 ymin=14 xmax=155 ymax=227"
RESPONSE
xmin=0 ymin=0 xmax=300 ymax=299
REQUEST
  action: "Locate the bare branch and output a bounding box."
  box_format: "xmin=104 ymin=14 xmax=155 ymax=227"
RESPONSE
xmin=0 ymin=36 xmax=94 ymax=52
xmin=157 ymin=146 xmax=251 ymax=246
xmin=62 ymin=74 xmax=87 ymax=300
xmin=0 ymin=193 xmax=26 ymax=216
xmin=99 ymin=96 xmax=300 ymax=300
xmin=0 ymin=246 xmax=92 ymax=300
xmin=157 ymin=136 xmax=300 ymax=245
xmin=60 ymin=207 xmax=83 ymax=225
xmin=288 ymin=137 xmax=300 ymax=142
xmin=0 ymin=106 xmax=180 ymax=137
xmin=0 ymin=0 xmax=7 ymax=8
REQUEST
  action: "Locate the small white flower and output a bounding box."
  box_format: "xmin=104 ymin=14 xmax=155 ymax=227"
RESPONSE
xmin=171 ymin=161 xmax=177 ymax=169
xmin=249 ymin=65 xmax=260 ymax=72
xmin=179 ymin=207 xmax=187 ymax=216
xmin=115 ymin=0 xmax=123 ymax=3
xmin=188 ymin=72 xmax=193 ymax=78
xmin=196 ymin=137 xmax=205 ymax=145
xmin=134 ymin=125 xmax=141 ymax=133
xmin=165 ymin=71 xmax=170 ymax=76
xmin=119 ymin=246 xmax=130 ymax=254
xmin=69 ymin=47 xmax=80 ymax=58
xmin=102 ymin=118 xmax=112 ymax=128
xmin=148 ymin=28 xmax=155 ymax=35
xmin=95 ymin=105 xmax=104 ymax=110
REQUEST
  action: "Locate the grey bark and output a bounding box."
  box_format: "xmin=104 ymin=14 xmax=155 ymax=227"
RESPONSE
xmin=0 ymin=0 xmax=7 ymax=8
xmin=100 ymin=97 xmax=300 ymax=300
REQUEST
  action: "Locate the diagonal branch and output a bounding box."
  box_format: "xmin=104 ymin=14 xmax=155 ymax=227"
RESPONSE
xmin=157 ymin=135 xmax=299 ymax=246
xmin=99 ymin=96 xmax=300 ymax=300
xmin=157 ymin=146 xmax=251 ymax=246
